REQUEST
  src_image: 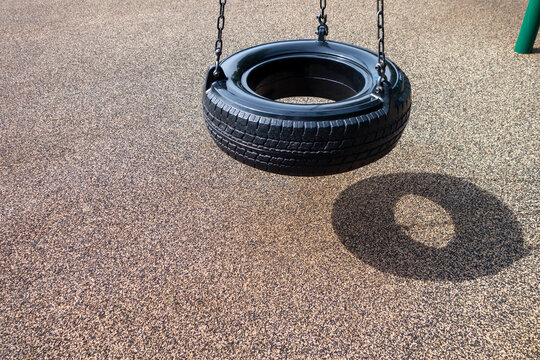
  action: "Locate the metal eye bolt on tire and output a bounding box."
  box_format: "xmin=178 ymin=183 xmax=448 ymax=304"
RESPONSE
xmin=202 ymin=0 xmax=412 ymax=176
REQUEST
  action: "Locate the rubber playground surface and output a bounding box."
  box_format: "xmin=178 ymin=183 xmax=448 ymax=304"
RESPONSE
xmin=1 ymin=0 xmax=538 ymax=358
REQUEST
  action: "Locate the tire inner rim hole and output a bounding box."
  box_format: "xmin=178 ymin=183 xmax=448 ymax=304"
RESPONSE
xmin=247 ymin=57 xmax=365 ymax=104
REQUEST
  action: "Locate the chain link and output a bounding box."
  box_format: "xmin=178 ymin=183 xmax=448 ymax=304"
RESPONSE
xmin=214 ymin=0 xmax=227 ymax=76
xmin=375 ymin=0 xmax=387 ymax=93
xmin=316 ymin=0 xmax=328 ymax=41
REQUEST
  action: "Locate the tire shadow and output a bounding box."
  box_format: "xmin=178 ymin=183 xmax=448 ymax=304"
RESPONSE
xmin=332 ymin=173 xmax=530 ymax=282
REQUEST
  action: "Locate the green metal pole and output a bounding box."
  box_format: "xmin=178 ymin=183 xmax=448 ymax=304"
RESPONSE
xmin=515 ymin=0 xmax=540 ymax=54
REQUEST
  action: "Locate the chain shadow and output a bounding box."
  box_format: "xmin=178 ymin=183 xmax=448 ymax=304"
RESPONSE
xmin=332 ymin=173 xmax=530 ymax=282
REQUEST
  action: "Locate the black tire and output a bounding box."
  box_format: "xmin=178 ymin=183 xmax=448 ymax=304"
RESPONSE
xmin=202 ymin=40 xmax=411 ymax=176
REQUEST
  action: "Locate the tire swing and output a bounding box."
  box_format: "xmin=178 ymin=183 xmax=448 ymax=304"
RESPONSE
xmin=202 ymin=1 xmax=411 ymax=176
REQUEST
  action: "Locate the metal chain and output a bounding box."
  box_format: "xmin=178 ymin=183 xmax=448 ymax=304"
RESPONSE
xmin=214 ymin=0 xmax=227 ymax=76
xmin=211 ymin=0 xmax=386 ymax=92
xmin=375 ymin=0 xmax=387 ymax=93
xmin=316 ymin=0 xmax=328 ymax=41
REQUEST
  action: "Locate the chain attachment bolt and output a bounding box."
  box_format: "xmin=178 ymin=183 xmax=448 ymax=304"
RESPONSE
xmin=316 ymin=0 xmax=328 ymax=41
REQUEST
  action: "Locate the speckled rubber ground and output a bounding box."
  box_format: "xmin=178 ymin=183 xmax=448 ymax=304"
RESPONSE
xmin=1 ymin=0 xmax=538 ymax=358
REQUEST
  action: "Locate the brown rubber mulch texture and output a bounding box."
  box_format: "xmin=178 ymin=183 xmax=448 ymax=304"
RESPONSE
xmin=1 ymin=0 xmax=538 ymax=358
